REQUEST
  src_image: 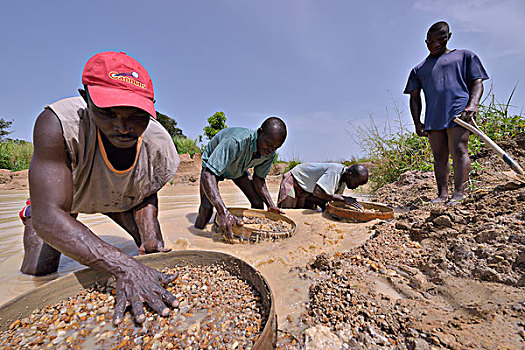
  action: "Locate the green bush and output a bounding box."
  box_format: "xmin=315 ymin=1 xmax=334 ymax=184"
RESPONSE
xmin=469 ymin=90 xmax=525 ymax=156
xmin=350 ymin=113 xmax=433 ymax=191
xmin=173 ymin=135 xmax=201 ymax=157
xmin=283 ymin=160 xmax=301 ymax=174
xmin=0 ymin=139 xmax=33 ymax=171
xmin=350 ymin=92 xmax=524 ymax=191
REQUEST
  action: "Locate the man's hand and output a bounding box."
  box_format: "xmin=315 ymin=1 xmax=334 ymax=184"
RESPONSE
xmin=216 ymin=210 xmax=243 ymax=240
xmin=138 ymin=238 xmax=172 ymax=256
xmin=343 ymin=196 xmax=364 ymax=210
xmin=268 ymin=206 xmax=285 ymax=215
xmin=460 ymin=105 xmax=478 ymax=122
xmin=415 ymin=122 xmax=428 ymax=137
xmin=113 ymin=263 xmax=179 ymax=325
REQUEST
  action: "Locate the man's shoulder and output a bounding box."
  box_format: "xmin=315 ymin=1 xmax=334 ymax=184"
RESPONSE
xmin=314 ymin=162 xmax=344 ymax=170
xmin=325 ymin=163 xmax=345 ymax=172
xmin=454 ymin=49 xmax=482 ymax=60
xmin=455 ymin=49 xmax=476 ymax=55
xmin=214 ymin=127 xmax=253 ymax=143
xmin=412 ymin=55 xmax=433 ymax=71
xmin=47 ymin=96 xmax=86 ymax=111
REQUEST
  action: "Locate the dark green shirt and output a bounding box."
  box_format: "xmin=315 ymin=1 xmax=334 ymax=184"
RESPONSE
xmin=202 ymin=127 xmax=276 ymax=179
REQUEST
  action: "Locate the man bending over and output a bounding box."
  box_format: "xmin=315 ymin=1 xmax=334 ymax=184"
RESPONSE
xmin=278 ymin=163 xmax=368 ymax=210
xmin=195 ymin=117 xmax=287 ymax=239
xmin=20 ymin=52 xmax=180 ymax=325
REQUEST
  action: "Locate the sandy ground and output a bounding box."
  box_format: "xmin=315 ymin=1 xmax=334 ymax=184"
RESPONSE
xmin=300 ymin=137 xmax=525 ymax=349
xmin=1 ymin=143 xmax=524 ymax=349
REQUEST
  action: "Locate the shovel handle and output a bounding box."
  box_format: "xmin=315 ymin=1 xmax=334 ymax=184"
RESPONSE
xmin=454 ymin=117 xmax=524 ymax=175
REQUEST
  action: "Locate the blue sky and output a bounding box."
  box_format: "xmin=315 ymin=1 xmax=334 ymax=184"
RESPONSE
xmin=1 ymin=0 xmax=524 ymax=161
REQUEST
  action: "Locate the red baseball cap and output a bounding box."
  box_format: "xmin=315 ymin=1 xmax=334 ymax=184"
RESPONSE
xmin=82 ymin=52 xmax=156 ymax=118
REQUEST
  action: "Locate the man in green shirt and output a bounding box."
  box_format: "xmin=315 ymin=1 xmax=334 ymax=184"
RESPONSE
xmin=195 ymin=117 xmax=287 ymax=239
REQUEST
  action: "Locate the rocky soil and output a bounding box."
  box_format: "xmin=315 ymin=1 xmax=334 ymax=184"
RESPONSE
xmin=283 ymin=137 xmax=525 ymax=349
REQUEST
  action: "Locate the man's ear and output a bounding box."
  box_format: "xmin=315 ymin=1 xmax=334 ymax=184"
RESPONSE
xmin=448 ymin=32 xmax=452 ymax=41
xmin=78 ymin=88 xmax=88 ymax=103
xmin=257 ymin=127 xmax=263 ymax=137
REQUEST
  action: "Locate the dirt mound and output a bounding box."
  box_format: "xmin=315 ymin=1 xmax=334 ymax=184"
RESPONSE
xmin=171 ymin=153 xmax=202 ymax=184
xmin=0 ymin=169 xmax=28 ymax=190
xmin=300 ymin=137 xmax=525 ymax=349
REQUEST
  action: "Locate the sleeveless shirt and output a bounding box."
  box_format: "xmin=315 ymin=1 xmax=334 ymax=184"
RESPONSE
xmin=47 ymin=97 xmax=179 ymax=214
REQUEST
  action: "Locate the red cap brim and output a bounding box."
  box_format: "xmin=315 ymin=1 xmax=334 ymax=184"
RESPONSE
xmin=88 ymin=85 xmax=156 ymax=119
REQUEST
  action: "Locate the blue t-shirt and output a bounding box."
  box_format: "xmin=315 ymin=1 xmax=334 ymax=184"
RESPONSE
xmin=404 ymin=49 xmax=489 ymax=131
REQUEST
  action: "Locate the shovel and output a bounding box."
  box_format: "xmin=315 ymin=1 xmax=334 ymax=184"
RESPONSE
xmin=454 ymin=116 xmax=525 ymax=184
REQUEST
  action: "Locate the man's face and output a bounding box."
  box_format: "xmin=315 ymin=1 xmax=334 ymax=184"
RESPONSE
xmin=89 ymin=101 xmax=150 ymax=149
xmin=425 ymin=31 xmax=450 ymax=57
xmin=256 ymin=131 xmax=285 ymax=157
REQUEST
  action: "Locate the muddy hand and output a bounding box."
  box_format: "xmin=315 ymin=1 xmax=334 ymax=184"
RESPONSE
xmin=138 ymin=238 xmax=171 ymax=255
xmin=268 ymin=206 xmax=285 ymax=215
xmin=217 ymin=210 xmax=243 ymax=240
xmin=344 ymin=197 xmax=364 ymax=210
xmin=113 ymin=263 xmax=179 ymax=326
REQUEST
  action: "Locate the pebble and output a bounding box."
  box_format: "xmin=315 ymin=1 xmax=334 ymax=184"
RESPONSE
xmin=0 ymin=265 xmax=266 ymax=349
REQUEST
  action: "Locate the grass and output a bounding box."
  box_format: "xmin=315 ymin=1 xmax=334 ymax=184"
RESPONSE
xmin=173 ymin=135 xmax=202 ymax=157
xmin=283 ymin=160 xmax=301 ymax=173
xmin=349 ymin=91 xmax=524 ymax=191
xmin=0 ymin=139 xmax=33 ymax=171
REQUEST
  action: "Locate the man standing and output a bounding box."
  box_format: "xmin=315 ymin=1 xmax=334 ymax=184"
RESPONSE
xmin=20 ymin=52 xmax=180 ymax=324
xmin=194 ymin=117 xmax=287 ymax=239
xmin=277 ymin=163 xmax=368 ymax=210
xmin=404 ymin=21 xmax=489 ymax=205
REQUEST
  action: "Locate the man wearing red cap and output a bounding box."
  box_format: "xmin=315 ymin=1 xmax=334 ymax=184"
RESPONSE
xmin=20 ymin=52 xmax=180 ymax=324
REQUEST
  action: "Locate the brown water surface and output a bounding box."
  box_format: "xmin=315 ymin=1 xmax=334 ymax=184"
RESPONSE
xmin=0 ymin=183 xmax=372 ymax=332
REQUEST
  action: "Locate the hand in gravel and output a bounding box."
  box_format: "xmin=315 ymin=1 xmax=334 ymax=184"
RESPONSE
xmin=138 ymin=238 xmax=172 ymax=256
xmin=217 ymin=210 xmax=243 ymax=240
xmin=267 ymin=206 xmax=285 ymax=215
xmin=344 ymin=196 xmax=364 ymax=210
xmin=113 ymin=263 xmax=179 ymax=325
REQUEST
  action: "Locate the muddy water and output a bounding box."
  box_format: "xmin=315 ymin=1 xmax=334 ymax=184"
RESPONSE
xmin=0 ymin=183 xmax=373 ymax=332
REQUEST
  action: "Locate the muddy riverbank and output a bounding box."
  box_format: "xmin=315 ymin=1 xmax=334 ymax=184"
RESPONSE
xmin=300 ymin=141 xmax=525 ymax=349
xmin=1 ymin=146 xmax=524 ymax=349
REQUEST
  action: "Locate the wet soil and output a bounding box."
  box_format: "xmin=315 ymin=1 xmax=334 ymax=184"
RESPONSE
xmin=239 ymin=216 xmax=293 ymax=233
xmin=292 ymin=136 xmax=525 ymax=349
xmin=3 ymin=144 xmax=525 ymax=349
xmin=1 ymin=265 xmax=265 ymax=349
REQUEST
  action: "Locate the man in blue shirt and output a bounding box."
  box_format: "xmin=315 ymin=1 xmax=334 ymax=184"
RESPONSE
xmin=404 ymin=21 xmax=489 ymax=205
xmin=195 ymin=117 xmax=287 ymax=239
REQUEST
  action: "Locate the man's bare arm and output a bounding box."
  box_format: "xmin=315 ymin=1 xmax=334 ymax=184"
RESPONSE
xmin=409 ymin=89 xmax=427 ymax=137
xmin=252 ymin=175 xmax=280 ymax=212
xmin=30 ymin=109 xmax=177 ymax=324
xmin=200 ymin=168 xmax=242 ymax=239
xmin=462 ymin=78 xmax=484 ymax=121
xmin=312 ymin=184 xmax=362 ymax=209
xmin=133 ymin=193 xmax=171 ymax=255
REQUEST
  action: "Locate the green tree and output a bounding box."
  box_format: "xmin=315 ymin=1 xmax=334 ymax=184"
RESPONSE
xmin=0 ymin=118 xmax=13 ymax=141
xmin=156 ymin=111 xmax=184 ymax=138
xmin=203 ymin=112 xmax=227 ymax=140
